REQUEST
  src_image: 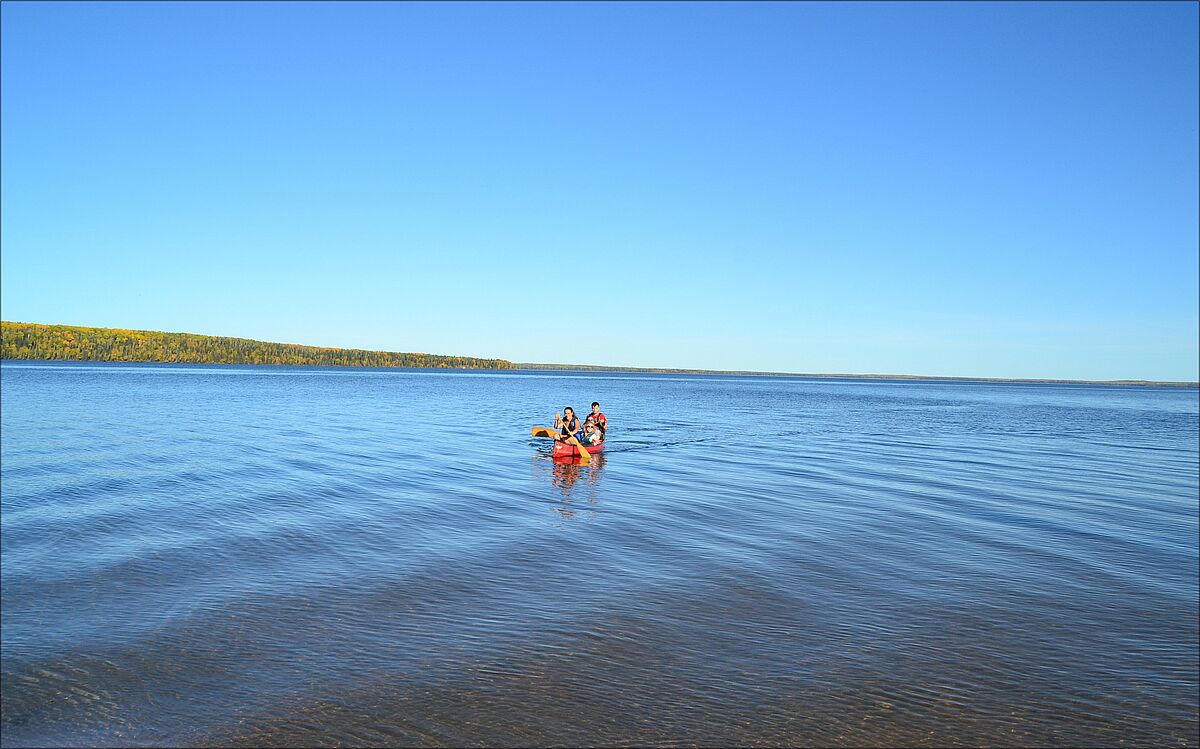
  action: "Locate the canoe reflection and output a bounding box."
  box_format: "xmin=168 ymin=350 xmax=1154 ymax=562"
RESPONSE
xmin=551 ymin=451 xmax=606 ymax=492
xmin=532 ymin=452 xmax=606 ymax=519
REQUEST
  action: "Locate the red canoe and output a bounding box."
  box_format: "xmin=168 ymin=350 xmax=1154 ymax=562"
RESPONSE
xmin=552 ymin=441 xmax=605 ymax=459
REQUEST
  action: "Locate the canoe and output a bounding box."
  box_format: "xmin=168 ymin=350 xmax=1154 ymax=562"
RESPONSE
xmin=552 ymin=441 xmax=604 ymax=459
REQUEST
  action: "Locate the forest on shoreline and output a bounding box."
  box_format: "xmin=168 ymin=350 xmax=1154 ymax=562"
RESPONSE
xmin=0 ymin=322 xmax=516 ymax=369
xmin=3 ymin=322 xmax=1193 ymax=386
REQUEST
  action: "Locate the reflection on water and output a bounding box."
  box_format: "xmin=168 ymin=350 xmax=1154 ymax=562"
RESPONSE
xmin=530 ymin=451 xmax=607 ymax=519
xmin=2 ymin=362 xmax=1197 ymax=748
xmin=551 ymin=451 xmax=606 ymax=492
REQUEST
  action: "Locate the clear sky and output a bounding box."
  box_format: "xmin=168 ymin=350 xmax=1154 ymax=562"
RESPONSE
xmin=2 ymin=1 xmax=1197 ymax=380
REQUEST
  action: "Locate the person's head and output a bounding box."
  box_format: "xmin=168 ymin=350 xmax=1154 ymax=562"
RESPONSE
xmin=564 ymin=407 xmax=575 ymax=419
xmin=591 ymin=402 xmax=601 ymax=413
xmin=584 ymin=421 xmax=596 ymax=433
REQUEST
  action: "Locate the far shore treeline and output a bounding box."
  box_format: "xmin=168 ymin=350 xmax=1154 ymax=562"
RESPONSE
xmin=3 ymin=321 xmax=1195 ymax=386
xmin=0 ymin=322 xmax=516 ymax=369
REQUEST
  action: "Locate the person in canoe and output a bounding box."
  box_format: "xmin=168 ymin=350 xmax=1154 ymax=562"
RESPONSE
xmin=585 ymin=401 xmax=607 ymax=439
xmin=553 ymin=407 xmax=582 ymax=444
xmin=579 ymin=419 xmax=603 ymax=446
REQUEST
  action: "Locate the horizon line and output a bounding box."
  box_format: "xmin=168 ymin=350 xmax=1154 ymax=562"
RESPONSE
xmin=2 ymin=320 xmax=1196 ymax=388
xmin=516 ymin=362 xmax=1199 ymax=388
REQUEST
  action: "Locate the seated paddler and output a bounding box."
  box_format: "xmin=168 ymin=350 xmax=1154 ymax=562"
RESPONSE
xmin=579 ymin=420 xmax=603 ymax=446
xmin=553 ymin=407 xmax=581 ymax=443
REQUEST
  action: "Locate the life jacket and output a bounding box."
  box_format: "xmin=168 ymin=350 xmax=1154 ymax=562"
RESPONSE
xmin=559 ymin=416 xmax=579 ymax=436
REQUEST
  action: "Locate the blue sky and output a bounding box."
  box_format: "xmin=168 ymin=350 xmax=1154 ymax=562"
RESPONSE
xmin=2 ymin=2 xmax=1197 ymax=380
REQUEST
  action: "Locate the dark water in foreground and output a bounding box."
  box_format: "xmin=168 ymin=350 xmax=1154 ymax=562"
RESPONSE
xmin=2 ymin=361 xmax=1197 ymax=748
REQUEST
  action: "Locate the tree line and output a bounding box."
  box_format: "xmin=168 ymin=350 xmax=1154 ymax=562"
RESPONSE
xmin=0 ymin=322 xmax=516 ymax=370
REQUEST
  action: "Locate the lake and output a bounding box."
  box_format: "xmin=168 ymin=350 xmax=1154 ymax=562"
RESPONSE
xmin=2 ymin=361 xmax=1197 ymax=747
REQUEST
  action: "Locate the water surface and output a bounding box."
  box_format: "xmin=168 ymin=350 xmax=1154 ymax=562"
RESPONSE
xmin=2 ymin=361 xmax=1197 ymax=746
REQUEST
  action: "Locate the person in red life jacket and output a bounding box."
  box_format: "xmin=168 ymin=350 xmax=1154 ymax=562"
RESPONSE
xmin=585 ymin=401 xmax=607 ymax=442
xmin=553 ymin=407 xmax=581 ymax=443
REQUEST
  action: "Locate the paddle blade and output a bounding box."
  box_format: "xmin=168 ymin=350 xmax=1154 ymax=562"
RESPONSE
xmin=571 ymin=437 xmax=592 ymax=465
xmin=531 ymin=426 xmax=556 ymax=438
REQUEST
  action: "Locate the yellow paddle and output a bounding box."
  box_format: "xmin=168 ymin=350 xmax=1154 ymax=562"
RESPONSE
xmin=569 ymin=434 xmax=592 ymax=465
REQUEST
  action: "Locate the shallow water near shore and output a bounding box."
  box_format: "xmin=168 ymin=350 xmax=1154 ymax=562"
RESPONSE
xmin=2 ymin=360 xmax=1197 ymax=747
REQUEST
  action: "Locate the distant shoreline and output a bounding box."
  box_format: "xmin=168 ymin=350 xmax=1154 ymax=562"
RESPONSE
xmin=0 ymin=321 xmax=515 ymax=370
xmin=2 ymin=322 xmax=1195 ymax=387
xmin=517 ymin=362 xmax=1199 ymax=388
xmin=6 ymin=358 xmax=1197 ymax=387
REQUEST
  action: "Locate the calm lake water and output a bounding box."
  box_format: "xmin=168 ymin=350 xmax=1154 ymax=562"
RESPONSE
xmin=2 ymin=361 xmax=1197 ymax=747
